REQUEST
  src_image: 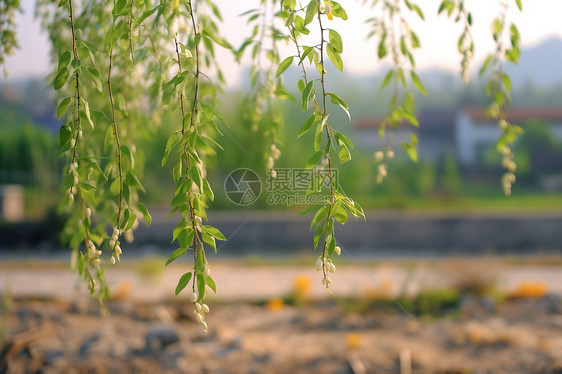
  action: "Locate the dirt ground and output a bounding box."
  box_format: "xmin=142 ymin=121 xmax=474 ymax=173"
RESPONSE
xmin=1 ymin=258 xmax=562 ymax=373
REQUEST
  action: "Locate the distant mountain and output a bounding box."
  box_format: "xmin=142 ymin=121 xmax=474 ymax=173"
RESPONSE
xmin=499 ymin=37 xmax=562 ymax=89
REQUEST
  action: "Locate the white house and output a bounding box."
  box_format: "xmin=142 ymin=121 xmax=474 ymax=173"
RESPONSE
xmin=354 ymin=107 xmax=562 ymax=167
xmin=456 ymin=107 xmax=562 ymax=165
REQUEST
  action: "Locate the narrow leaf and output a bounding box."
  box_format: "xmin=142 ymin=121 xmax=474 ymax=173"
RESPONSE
xmin=174 ymin=272 xmax=192 ymax=296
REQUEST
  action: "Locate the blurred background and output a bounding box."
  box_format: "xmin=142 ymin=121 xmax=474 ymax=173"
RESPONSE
xmin=1 ymin=1 xmax=562 ymax=373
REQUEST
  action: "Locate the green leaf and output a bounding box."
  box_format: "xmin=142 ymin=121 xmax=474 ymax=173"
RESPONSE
xmin=112 ymin=0 xmax=127 ymax=17
xmin=313 ymin=225 xmax=322 ymax=249
xmin=338 ymin=144 xmax=351 ymax=163
xmin=59 ymin=124 xmax=72 ymax=147
xmin=329 ymin=30 xmax=343 ymax=53
xmin=174 ymin=272 xmax=192 ymax=296
xmin=378 ymin=33 xmax=388 ymax=59
xmin=201 ymin=225 xmax=226 ymax=241
xmin=298 ymin=203 xmax=322 ymax=216
xmin=56 ymin=97 xmax=72 ymax=119
xmin=276 ymin=56 xmax=294 ymax=77
xmin=85 ymin=68 xmax=103 ymax=92
xmin=306 ymin=150 xmax=323 ymax=170
xmin=335 ymin=131 xmax=354 ymax=149
xmin=298 ymin=114 xmax=318 ymax=138
xmin=401 ymin=134 xmax=419 ymax=162
xmin=330 ymin=2 xmax=348 ymax=20
xmin=120 ymin=144 xmax=134 ymax=170
xmin=196 ymin=272 xmax=206 ymax=300
xmin=326 ymin=44 xmax=343 ymax=71
xmin=54 ymin=67 xmax=69 ymax=91
xmin=301 ymin=81 xmax=314 ymax=111
xmin=502 ymin=73 xmax=512 ymax=92
xmin=206 ymin=276 xmax=217 ymax=293
xmin=314 ymin=121 xmax=323 ymax=151
xmin=326 ymin=92 xmax=350 ymax=121
xmin=299 ymin=46 xmax=314 ymax=66
xmin=333 ymin=204 xmax=348 ymax=224
xmin=58 ymin=51 xmax=71 ymax=68
xmin=202 ymin=232 xmax=217 ymax=253
xmin=137 ymin=203 xmax=152 ymax=226
xmin=411 ymin=4 xmax=424 ymax=20
xmin=480 ymin=55 xmax=492 ymax=76
xmin=162 ymin=132 xmax=181 ymax=166
xmin=381 ymin=70 xmax=393 ymax=89
xmin=294 ymin=15 xmax=310 ymax=35
xmin=515 ymin=0 xmax=522 ymax=11
xmin=304 ymin=0 xmax=318 ymax=25
xmin=403 ymin=111 xmax=419 ymax=127
xmin=166 ymin=247 xmax=187 ymax=266
xmin=410 ymin=71 xmax=427 ymax=95
xmin=178 ymin=227 xmax=195 ymax=249
xmin=310 ymin=205 xmax=329 ymax=229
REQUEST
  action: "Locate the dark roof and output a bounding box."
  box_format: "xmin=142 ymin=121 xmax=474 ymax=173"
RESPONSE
xmin=354 ymin=108 xmax=457 ymax=131
xmin=464 ymin=107 xmax=562 ymax=123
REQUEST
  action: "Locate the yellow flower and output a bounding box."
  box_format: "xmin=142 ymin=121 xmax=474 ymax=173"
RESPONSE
xmin=266 ymin=298 xmax=284 ymax=313
xmin=325 ymin=1 xmax=333 ymax=20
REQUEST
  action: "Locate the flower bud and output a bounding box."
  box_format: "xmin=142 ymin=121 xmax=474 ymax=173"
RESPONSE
xmin=328 ymin=263 xmax=336 ymax=273
xmin=191 ymin=292 xmax=198 ymax=303
xmin=69 ymin=192 xmax=74 ymax=202
xmin=195 ymin=313 xmax=204 ymax=323
xmin=109 ymin=239 xmax=115 ymax=248
xmin=202 ymin=304 xmax=210 ymax=313
xmin=110 ymin=256 xmax=116 ymax=265
xmin=86 ymin=208 xmax=91 ymax=218
xmin=201 ymin=321 xmax=208 ymax=332
xmin=93 ymin=259 xmax=101 ymax=265
xmin=70 ymin=138 xmax=76 ymax=148
xmin=115 ymin=245 xmax=122 ymax=255
xmin=386 ymin=150 xmax=395 ymax=159
xmin=78 ymin=130 xmax=83 ymax=139
xmin=374 ymin=151 xmax=384 ymax=162
xmin=499 ymin=119 xmax=508 ymax=130
xmin=315 ymin=258 xmax=323 ymax=271
xmin=171 ymin=20 xmax=179 ymax=35
xmin=334 ymin=246 xmax=341 ymax=256
xmin=71 ymin=185 xmax=77 ymax=195
xmin=195 ymin=302 xmax=202 ymax=313
xmin=271 ymin=169 xmax=277 ymax=179
xmin=267 ymin=156 xmax=274 ymax=170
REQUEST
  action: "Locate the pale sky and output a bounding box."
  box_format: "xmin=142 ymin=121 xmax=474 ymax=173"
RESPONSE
xmin=4 ymin=0 xmax=562 ymax=86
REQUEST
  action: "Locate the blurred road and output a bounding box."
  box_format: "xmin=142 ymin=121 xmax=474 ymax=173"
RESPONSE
xmin=1 ymin=258 xmax=560 ymax=302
